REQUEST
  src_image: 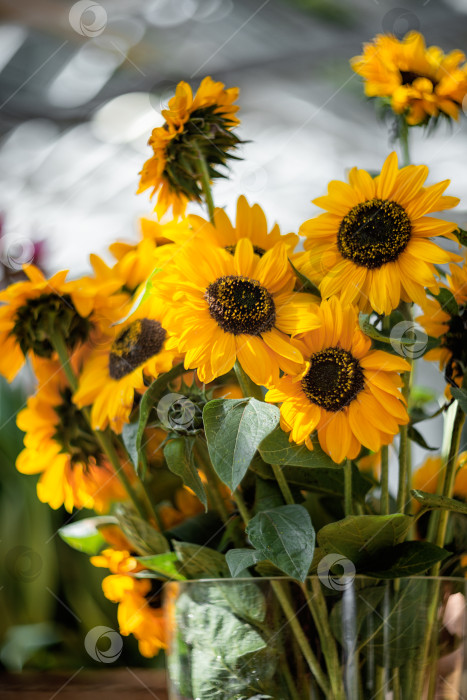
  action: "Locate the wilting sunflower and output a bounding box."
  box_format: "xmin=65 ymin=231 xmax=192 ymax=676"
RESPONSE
xmin=138 ymin=76 xmax=240 ymax=218
xmin=417 ymin=261 xmax=467 ymax=388
xmin=15 ymin=359 xmax=129 ymax=512
xmin=265 ymin=297 xmax=410 ymax=464
xmin=351 ymin=31 xmax=467 ymax=125
xmin=0 ymin=265 xmax=111 ymax=382
xmin=297 ymin=152 xmax=461 ymax=315
xmin=412 ymin=452 xmax=467 ymax=510
xmin=159 ymin=239 xmax=319 ymax=386
xmin=91 ymin=548 xmax=166 ymax=658
xmin=168 ymin=196 xmax=298 ymax=258
xmin=74 ymin=297 xmax=181 ymax=433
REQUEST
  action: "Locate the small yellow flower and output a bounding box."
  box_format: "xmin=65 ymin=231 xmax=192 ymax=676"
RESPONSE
xmin=91 ymin=549 xmax=166 ymax=658
xmin=297 ymin=152 xmax=461 ymax=315
xmin=138 ymin=76 xmax=240 ymax=218
xmin=351 ymin=31 xmax=467 ymax=125
xmin=265 ymin=297 xmax=410 ymax=464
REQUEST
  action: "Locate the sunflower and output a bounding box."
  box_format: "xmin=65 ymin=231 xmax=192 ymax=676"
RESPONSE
xmin=412 ymin=452 xmax=467 ymax=510
xmin=265 ymin=297 xmax=410 ymax=464
xmin=417 ymin=261 xmax=467 ymax=388
xmin=159 ymin=239 xmax=320 ymax=386
xmin=74 ymin=297 xmax=181 ymax=433
xmin=168 ymin=196 xmax=298 ymax=258
xmin=15 ymin=359 xmax=129 ymax=512
xmin=0 ymin=265 xmax=111 ymax=382
xmin=91 ymin=549 xmax=166 ymax=658
xmin=351 ymin=31 xmax=467 ymax=126
xmin=138 ymin=76 xmax=240 ymax=218
xmin=297 ymin=152 xmax=461 ymax=315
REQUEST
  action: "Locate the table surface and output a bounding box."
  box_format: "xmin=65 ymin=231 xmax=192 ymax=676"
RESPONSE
xmin=0 ymin=669 xmax=169 ymax=700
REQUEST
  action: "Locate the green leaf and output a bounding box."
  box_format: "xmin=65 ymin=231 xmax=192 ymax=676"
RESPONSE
xmin=359 ymin=313 xmax=440 ymax=354
xmin=258 ymin=427 xmax=338 ymax=469
xmin=434 ymin=288 xmax=459 ymax=316
xmin=173 ymin=542 xmax=229 ymax=579
xmin=164 ymin=437 xmax=207 ymax=510
xmin=115 ymin=505 xmax=169 ymax=556
xmin=203 ymin=398 xmax=280 ymax=491
xmin=250 ymin=458 xmax=372 ymax=502
xmin=255 ymin=475 xmax=284 ymax=511
xmin=58 ymin=516 xmax=117 ymax=555
xmin=246 ymin=505 xmax=315 ymax=582
xmin=411 ymin=489 xmax=467 ymax=515
xmin=121 ymin=421 xmax=139 ymax=470
xmin=363 ymin=541 xmax=450 ymax=578
xmin=166 ymin=511 xmax=224 ymax=547
xmin=289 ymin=259 xmax=321 ymax=297
xmin=189 ymin=580 xmax=267 ymax=624
xmin=451 ymin=387 xmax=467 ymax=413
xmin=408 ymin=425 xmax=438 ymax=451
xmin=317 ymin=514 xmax=412 ymax=566
xmin=136 ymin=552 xmax=187 ymax=580
xmin=226 ymin=549 xmax=265 ymax=577
xmin=177 ymin=595 xmax=267 ymax=667
xmin=131 ymin=363 xmax=185 ymax=474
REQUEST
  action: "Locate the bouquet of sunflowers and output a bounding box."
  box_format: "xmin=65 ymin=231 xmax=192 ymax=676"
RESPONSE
xmin=3 ymin=30 xmax=467 ymax=700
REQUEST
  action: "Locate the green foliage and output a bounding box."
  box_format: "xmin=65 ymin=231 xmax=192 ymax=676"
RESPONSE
xmin=433 ymin=288 xmax=459 ymax=316
xmin=411 ymin=489 xmax=467 ymax=515
xmin=58 ymin=516 xmax=117 ymax=555
xmin=452 ymin=387 xmax=467 ymax=413
xmin=203 ymin=398 xmax=280 ymax=491
xmin=164 ymin=437 xmax=207 ymax=509
xmin=317 ymin=514 xmax=412 ymax=566
xmin=363 ymin=541 xmax=450 ymax=578
xmin=246 ymin=505 xmax=315 ymax=582
xmin=173 ymin=542 xmax=229 ymax=578
xmin=136 ymin=552 xmax=187 ymax=580
xmin=115 ymin=505 xmax=169 ymax=555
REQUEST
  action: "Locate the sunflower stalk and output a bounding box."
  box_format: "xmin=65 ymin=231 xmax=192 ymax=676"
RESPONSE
xmin=398 ymin=117 xmax=411 ymax=167
xmin=344 ymin=458 xmax=353 ymax=516
xmin=49 ymin=327 xmax=150 ymax=521
xmin=196 ymin=147 xmax=216 ymax=224
xmin=397 ymin=302 xmax=413 ymax=514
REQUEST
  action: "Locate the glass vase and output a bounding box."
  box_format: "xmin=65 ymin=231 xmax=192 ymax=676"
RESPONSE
xmin=164 ymin=575 xmax=466 ymax=700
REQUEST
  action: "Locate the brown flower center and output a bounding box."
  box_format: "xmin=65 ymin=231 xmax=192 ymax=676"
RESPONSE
xmin=109 ymin=319 xmax=166 ymax=380
xmin=301 ymin=347 xmax=364 ymax=412
xmin=205 ymin=275 xmax=275 ymax=335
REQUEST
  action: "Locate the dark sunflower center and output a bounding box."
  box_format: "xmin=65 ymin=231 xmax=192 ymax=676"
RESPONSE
xmin=109 ymin=319 xmax=166 ymax=380
xmin=337 ymin=198 xmax=411 ymax=269
xmin=205 ymin=275 xmax=276 ymax=335
xmin=225 ymin=244 xmax=266 ymax=257
xmin=444 ymin=308 xmax=467 ymax=365
xmin=400 ymin=70 xmax=436 ymax=87
xmin=12 ymin=294 xmax=91 ymax=358
xmin=53 ymin=388 xmax=102 ymax=465
xmin=301 ymin=347 xmax=364 ymax=412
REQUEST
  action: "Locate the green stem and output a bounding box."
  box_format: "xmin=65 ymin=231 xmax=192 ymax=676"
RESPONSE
xmin=280 ymin=659 xmax=302 ymax=700
xmin=381 ymin=445 xmax=390 ymax=515
xmin=433 ymin=403 xmax=465 ymax=563
xmin=50 ymin=329 xmax=150 ymax=521
xmin=195 ymin=439 xmax=231 ymax=524
xmin=271 ymin=463 xmax=295 ymax=506
xmin=234 ymin=360 xmax=264 ymax=401
xmin=306 ymin=578 xmax=346 ymax=700
xmin=233 ymin=488 xmax=251 ymax=526
xmin=344 ymin=458 xmax=353 ymax=516
xmin=398 ymin=118 xmax=411 ymax=167
xmin=397 ymin=302 xmax=413 ymax=514
xmin=271 ymin=581 xmax=332 ymax=698
xmin=196 ymin=147 xmax=215 ymax=224
xmin=374 ymin=666 xmax=385 ymax=699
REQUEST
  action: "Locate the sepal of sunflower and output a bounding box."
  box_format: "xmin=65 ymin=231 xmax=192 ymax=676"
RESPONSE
xmin=297 ymin=152 xmax=462 ymax=315
xmin=265 ymin=296 xmax=410 ymax=464
xmin=158 ymin=238 xmax=320 ymax=386
xmin=351 ymin=31 xmax=467 ymax=126
xmin=15 ymin=359 xmax=131 ymax=512
xmin=138 ymin=77 xmax=241 ymax=218
xmin=91 ymin=548 xmax=166 ymax=658
xmin=74 ymin=296 xmax=182 ymax=433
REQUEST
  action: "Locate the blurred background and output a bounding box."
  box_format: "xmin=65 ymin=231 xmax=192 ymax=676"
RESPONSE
xmin=0 ymin=0 xmax=466 ymax=675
